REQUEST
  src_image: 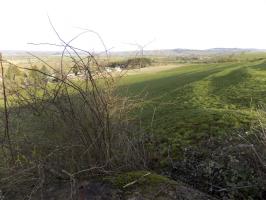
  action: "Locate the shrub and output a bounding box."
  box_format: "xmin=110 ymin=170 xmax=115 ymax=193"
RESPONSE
xmin=0 ymin=45 xmax=149 ymax=198
xmin=170 ymin=132 xmax=266 ymax=199
xmin=106 ymin=57 xmax=153 ymax=69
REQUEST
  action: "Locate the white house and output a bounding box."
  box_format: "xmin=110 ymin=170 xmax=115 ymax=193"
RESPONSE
xmin=105 ymin=67 xmax=112 ymax=73
xmin=115 ymin=67 xmax=122 ymax=72
xmin=67 ymin=73 xmax=76 ymax=78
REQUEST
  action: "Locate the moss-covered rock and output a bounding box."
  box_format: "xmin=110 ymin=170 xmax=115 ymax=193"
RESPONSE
xmin=102 ymin=171 xmax=216 ymax=200
xmin=25 ymin=171 xmax=217 ymax=200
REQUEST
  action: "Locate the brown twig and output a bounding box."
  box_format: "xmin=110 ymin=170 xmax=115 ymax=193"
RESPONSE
xmin=0 ymin=53 xmax=14 ymax=162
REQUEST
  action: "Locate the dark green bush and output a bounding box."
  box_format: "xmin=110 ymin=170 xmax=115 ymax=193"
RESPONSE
xmin=106 ymin=57 xmax=153 ymax=69
xmin=170 ymin=136 xmax=266 ymax=199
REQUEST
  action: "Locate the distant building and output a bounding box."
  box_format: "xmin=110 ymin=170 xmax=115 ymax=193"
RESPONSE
xmin=115 ymin=67 xmax=122 ymax=72
xmin=67 ymin=73 xmax=76 ymax=78
xmin=105 ymin=67 xmax=112 ymax=73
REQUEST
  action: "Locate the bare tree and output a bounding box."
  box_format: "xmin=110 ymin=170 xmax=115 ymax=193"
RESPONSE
xmin=0 ymin=53 xmax=14 ymax=162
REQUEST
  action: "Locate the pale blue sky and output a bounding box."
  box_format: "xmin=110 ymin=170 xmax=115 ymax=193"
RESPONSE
xmin=1 ymin=0 xmax=266 ymax=51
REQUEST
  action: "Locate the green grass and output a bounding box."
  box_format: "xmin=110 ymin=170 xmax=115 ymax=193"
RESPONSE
xmin=118 ymin=60 xmax=266 ymax=145
xmin=2 ymin=56 xmax=266 ymax=148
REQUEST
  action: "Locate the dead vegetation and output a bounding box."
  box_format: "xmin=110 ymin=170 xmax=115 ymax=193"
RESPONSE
xmin=0 ymin=28 xmax=151 ymax=199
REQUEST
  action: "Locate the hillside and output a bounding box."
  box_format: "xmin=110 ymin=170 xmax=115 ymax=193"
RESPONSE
xmin=1 ymin=55 xmax=266 ymax=199
xmin=119 ymin=60 xmax=266 ymax=143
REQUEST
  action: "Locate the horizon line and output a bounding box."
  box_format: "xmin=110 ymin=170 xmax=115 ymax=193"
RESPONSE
xmin=1 ymin=47 xmax=266 ymax=53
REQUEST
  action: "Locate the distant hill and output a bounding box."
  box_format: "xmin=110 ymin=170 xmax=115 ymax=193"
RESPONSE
xmin=109 ymin=48 xmax=266 ymax=57
xmin=0 ymin=50 xmax=61 ymax=57
xmin=1 ymin=48 xmax=266 ymax=57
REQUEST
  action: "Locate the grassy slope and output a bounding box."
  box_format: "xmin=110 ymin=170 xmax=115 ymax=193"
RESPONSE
xmin=2 ymin=57 xmax=266 ymax=148
xmin=119 ymin=60 xmax=266 ymax=146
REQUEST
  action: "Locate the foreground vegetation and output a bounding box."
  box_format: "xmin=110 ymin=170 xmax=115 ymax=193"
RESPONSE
xmin=1 ymin=52 xmax=266 ymax=199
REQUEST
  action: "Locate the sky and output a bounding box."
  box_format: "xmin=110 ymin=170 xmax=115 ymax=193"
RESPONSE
xmin=1 ymin=0 xmax=266 ymax=52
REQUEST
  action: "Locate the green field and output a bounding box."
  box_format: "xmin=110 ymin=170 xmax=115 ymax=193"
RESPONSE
xmin=118 ymin=60 xmax=266 ymax=146
xmin=2 ymin=56 xmax=266 ymax=146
